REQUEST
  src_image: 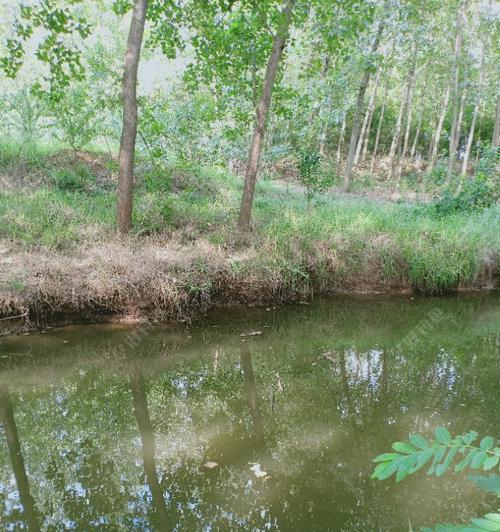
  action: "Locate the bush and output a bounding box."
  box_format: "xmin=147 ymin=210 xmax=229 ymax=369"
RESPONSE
xmin=133 ymin=192 xmax=174 ymax=233
xmin=142 ymin=165 xmax=172 ymax=194
xmin=297 ymin=150 xmax=333 ymax=204
xmin=51 ymin=165 xmax=95 ymax=192
xmin=434 ymin=175 xmax=498 ymax=216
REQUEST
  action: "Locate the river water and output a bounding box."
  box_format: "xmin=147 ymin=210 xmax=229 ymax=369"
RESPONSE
xmin=0 ymin=293 xmax=498 ymax=531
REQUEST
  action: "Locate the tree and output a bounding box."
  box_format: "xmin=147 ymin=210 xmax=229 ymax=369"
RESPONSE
xmin=446 ymin=4 xmax=464 ymax=182
xmin=117 ymin=0 xmax=148 ymax=234
xmin=343 ymin=21 xmax=384 ymax=191
xmin=237 ymin=0 xmax=294 ymax=232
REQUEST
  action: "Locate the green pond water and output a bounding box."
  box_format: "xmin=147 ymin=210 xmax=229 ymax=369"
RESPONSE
xmin=0 ymin=293 xmax=498 ymax=531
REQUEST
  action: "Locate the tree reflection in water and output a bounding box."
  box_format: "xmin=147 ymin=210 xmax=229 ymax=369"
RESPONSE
xmin=0 ymin=294 xmax=498 ymax=530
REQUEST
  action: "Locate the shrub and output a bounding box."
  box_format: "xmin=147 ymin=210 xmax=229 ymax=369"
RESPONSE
xmin=434 ymin=174 xmax=498 ymax=216
xmin=51 ymin=165 xmax=95 ymax=192
xmin=297 ymin=150 xmax=333 ymax=205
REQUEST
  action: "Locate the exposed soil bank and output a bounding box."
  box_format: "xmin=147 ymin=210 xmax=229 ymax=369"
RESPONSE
xmin=1 ymin=240 xmax=497 ymax=336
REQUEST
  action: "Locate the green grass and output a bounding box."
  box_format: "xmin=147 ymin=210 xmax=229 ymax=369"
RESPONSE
xmin=0 ymin=145 xmax=498 ymax=293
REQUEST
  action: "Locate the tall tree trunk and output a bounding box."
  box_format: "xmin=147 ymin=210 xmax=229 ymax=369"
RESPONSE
xmin=317 ymin=55 xmax=332 ymax=156
xmin=360 ymin=82 xmax=379 ymax=164
xmin=427 ymin=85 xmax=451 ymax=174
xmin=388 ymin=93 xmax=405 ymax=172
xmin=354 ymin=69 xmax=381 ymax=167
xmin=389 ymin=42 xmax=417 ymax=180
xmin=395 ymin=83 xmax=417 ymax=181
xmin=117 ymin=0 xmax=148 ymax=234
xmin=410 ymin=110 xmax=423 ymax=160
xmin=336 ymin=113 xmax=347 ymax=171
xmin=447 ymin=5 xmax=464 ymax=181
xmin=343 ymin=22 xmax=384 ymax=191
xmin=237 ymin=0 xmax=293 ymax=232
xmin=475 ymin=111 xmax=484 ymax=165
xmin=0 ymin=387 xmax=40 ymax=531
xmin=462 ymin=48 xmax=485 ymax=176
xmin=370 ymin=83 xmax=388 ymax=174
xmin=493 ymin=92 xmax=500 ymax=148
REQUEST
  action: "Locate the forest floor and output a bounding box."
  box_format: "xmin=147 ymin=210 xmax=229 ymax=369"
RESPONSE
xmin=0 ymin=149 xmax=498 ymax=334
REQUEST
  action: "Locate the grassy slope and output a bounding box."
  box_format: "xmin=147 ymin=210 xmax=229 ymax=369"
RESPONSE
xmin=0 ymin=148 xmax=498 ymax=332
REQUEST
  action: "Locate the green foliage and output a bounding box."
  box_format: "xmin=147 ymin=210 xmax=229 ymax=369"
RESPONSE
xmin=434 ymin=175 xmax=498 ymax=217
xmin=133 ymin=192 xmax=174 ymax=234
xmin=373 ymin=428 xmax=500 ymax=531
xmin=48 ymin=85 xmax=100 ymax=152
xmin=434 ymin=147 xmax=499 ymax=216
xmin=51 ymin=165 xmax=95 ymax=192
xmin=372 ymin=428 xmax=499 ymax=482
xmin=1 ymin=0 xmax=91 ymax=99
xmin=297 ymin=150 xmax=333 ymax=204
xmin=475 ymin=146 xmax=499 ymax=177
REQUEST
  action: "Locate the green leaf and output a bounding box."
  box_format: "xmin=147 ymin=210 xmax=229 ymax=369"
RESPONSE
xmin=392 ymin=442 xmax=416 ymax=454
xmin=483 ymin=455 xmax=499 ymax=471
xmin=464 ymin=431 xmax=479 ymax=445
xmin=396 ymin=456 xmax=417 ymax=483
xmin=436 ymin=446 xmax=459 ymax=477
xmin=471 ymin=450 xmax=487 ymax=469
xmin=373 ymin=453 xmax=400 ymax=463
xmin=409 ymin=434 xmax=429 ymax=449
xmin=409 ymin=448 xmax=435 ymax=474
xmin=480 ymin=437 xmax=495 ymax=451
xmin=435 ymin=427 xmax=451 ymax=445
xmin=468 ymin=474 xmax=500 ymax=495
xmin=484 ymin=514 xmax=500 ymax=524
xmin=375 ymin=459 xmax=400 ymax=480
xmin=456 ymin=449 xmax=476 ymax=472
xmin=470 ymin=517 xmax=500 ymax=531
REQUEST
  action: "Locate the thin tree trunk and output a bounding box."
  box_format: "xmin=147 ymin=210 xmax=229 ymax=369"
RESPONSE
xmin=237 ymin=0 xmax=293 ymax=232
xmin=370 ymin=84 xmax=388 ymax=174
xmin=389 ymin=42 xmax=417 ymax=180
xmin=395 ymin=85 xmax=417 ymax=181
xmin=427 ymin=113 xmax=437 ymax=162
xmin=354 ymin=69 xmax=381 ymax=167
xmin=360 ymin=85 xmax=378 ymax=164
xmin=493 ymin=93 xmax=500 ymax=148
xmin=447 ymin=6 xmax=464 ymax=181
xmin=475 ymin=110 xmax=484 ymax=165
xmin=410 ymin=111 xmax=423 ymax=160
xmin=462 ymin=49 xmax=485 ymax=176
xmin=317 ymin=55 xmax=332 ymax=156
xmin=343 ymin=22 xmax=384 ymax=191
xmin=454 ymin=84 xmax=468 ymax=163
xmin=117 ymin=0 xmax=148 ymax=234
xmin=428 ymin=85 xmax=451 ymax=174
xmin=0 ymin=388 xmax=40 ymax=531
xmin=388 ymin=94 xmax=405 ymax=168
xmin=336 ymin=113 xmax=347 ymax=170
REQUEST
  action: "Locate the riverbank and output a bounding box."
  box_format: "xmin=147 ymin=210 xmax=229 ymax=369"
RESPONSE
xmin=0 ymin=151 xmax=498 ymax=334
xmin=1 ymin=238 xmax=498 ymax=336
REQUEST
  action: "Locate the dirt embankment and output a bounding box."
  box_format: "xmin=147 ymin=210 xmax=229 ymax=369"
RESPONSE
xmin=0 ymin=240 xmax=497 ymax=336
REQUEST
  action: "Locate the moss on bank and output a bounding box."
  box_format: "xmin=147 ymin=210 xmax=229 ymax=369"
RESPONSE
xmin=0 ymin=150 xmax=498 ymax=334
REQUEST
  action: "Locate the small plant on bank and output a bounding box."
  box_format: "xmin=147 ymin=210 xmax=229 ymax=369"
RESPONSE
xmin=51 ymin=165 xmax=95 ymax=192
xmin=297 ymin=150 xmax=332 ymax=206
xmin=434 ymin=147 xmax=499 ymax=216
xmin=372 ymin=427 xmax=500 ymax=531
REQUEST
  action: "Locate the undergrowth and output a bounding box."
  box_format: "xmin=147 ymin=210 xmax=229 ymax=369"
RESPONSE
xmin=0 ymin=143 xmax=498 ymax=294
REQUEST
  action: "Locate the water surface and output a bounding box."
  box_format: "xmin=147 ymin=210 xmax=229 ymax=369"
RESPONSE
xmin=0 ymin=293 xmax=499 ymax=531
